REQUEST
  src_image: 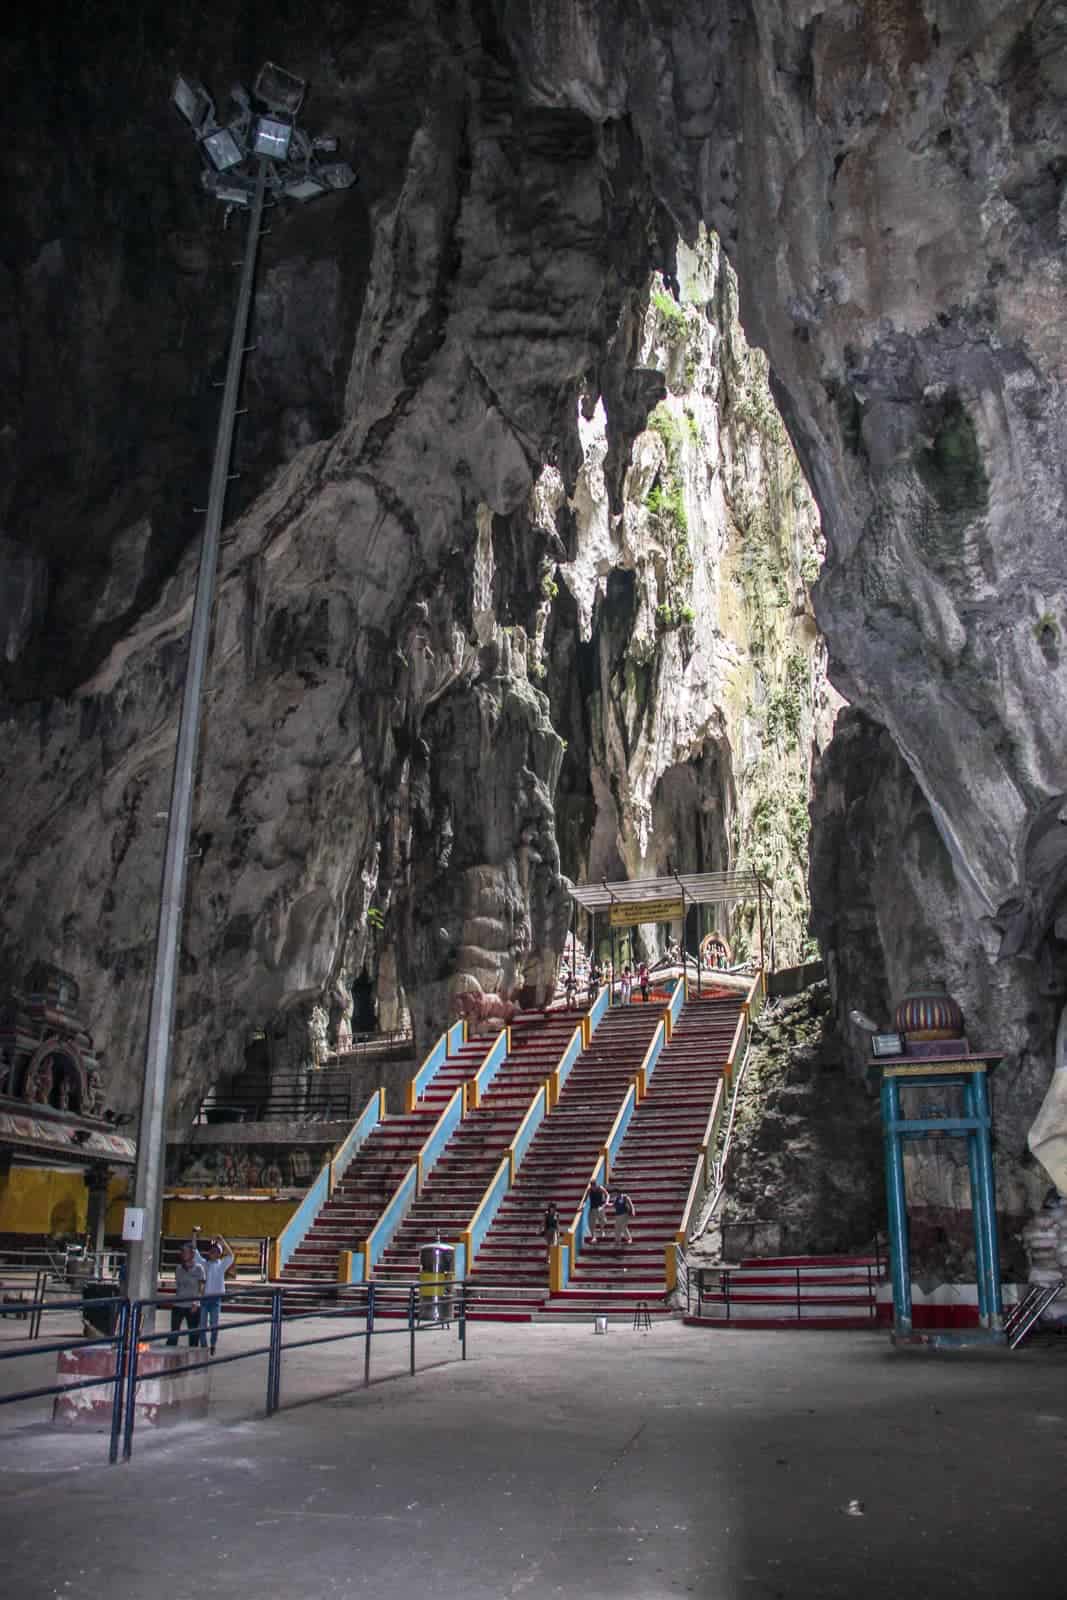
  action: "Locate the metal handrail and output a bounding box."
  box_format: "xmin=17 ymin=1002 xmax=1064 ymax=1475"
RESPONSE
xmin=0 ymin=1280 xmax=471 ymax=1465
xmin=1006 ymin=1279 xmax=1064 ymax=1348
xmin=694 ymin=1258 xmax=883 ymax=1324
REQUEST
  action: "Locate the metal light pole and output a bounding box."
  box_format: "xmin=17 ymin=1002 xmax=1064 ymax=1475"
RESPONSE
xmin=125 ymin=161 xmax=268 ymax=1308
xmin=125 ymin=66 xmax=355 ymax=1311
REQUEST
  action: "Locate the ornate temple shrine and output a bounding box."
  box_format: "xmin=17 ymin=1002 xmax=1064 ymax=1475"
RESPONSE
xmin=0 ymin=964 xmax=135 ymax=1246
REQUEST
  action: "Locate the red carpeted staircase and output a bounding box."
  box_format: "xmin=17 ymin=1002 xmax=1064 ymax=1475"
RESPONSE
xmin=372 ymin=1010 xmax=588 ymax=1288
xmin=277 ymin=1037 xmax=489 ymax=1297
xmin=467 ymin=1004 xmax=664 ymax=1318
xmin=539 ymin=988 xmax=745 ymax=1322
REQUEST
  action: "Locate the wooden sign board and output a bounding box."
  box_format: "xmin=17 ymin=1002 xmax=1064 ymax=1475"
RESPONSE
xmin=608 ymin=898 xmax=684 ymax=929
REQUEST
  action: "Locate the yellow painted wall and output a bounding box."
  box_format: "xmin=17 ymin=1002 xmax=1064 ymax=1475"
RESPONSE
xmin=0 ymin=1168 xmax=88 ymax=1235
xmin=0 ymin=1170 xmax=131 ymax=1236
xmin=0 ymin=1171 xmax=293 ymax=1242
xmin=162 ymin=1197 xmax=297 ymax=1239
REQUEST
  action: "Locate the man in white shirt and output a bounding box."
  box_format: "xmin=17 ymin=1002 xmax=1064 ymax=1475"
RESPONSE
xmin=191 ymin=1228 xmax=234 ymax=1355
xmin=167 ymin=1244 xmax=206 ymax=1347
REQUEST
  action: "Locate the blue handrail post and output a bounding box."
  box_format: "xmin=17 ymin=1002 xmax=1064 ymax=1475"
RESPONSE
xmin=108 ymin=1299 xmax=129 ymax=1465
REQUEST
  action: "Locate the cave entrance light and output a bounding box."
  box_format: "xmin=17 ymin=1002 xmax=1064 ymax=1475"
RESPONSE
xmin=125 ymin=64 xmax=357 ymax=1317
xmin=567 ymin=870 xmax=771 ymax=1000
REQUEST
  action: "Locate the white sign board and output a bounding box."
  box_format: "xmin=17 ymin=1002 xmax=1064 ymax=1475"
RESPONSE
xmin=121 ymin=1206 xmax=146 ymax=1241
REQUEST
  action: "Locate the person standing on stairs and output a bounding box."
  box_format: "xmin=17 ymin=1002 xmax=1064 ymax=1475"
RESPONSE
xmin=192 ymin=1228 xmax=234 ymax=1355
xmin=638 ymin=963 xmax=650 ymax=1003
xmin=542 ymin=1202 xmax=560 ymax=1263
xmin=586 ymin=1178 xmax=608 ymax=1242
xmin=611 ymin=1190 xmax=636 ymax=1246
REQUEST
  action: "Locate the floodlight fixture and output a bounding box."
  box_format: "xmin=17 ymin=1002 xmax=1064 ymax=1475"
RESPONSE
xmin=201 ymin=169 xmax=257 ymax=206
xmin=172 ymin=74 xmax=214 ymax=132
xmin=282 ymin=173 xmax=328 ymax=201
xmin=316 ymin=161 xmax=357 ymax=190
xmin=251 ymin=113 xmax=293 ymax=161
xmin=253 ymin=60 xmax=305 ymax=116
xmin=201 ymin=124 xmax=245 ymax=171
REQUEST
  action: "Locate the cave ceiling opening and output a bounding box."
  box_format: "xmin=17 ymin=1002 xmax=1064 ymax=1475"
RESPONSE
xmin=1 ymin=1 xmax=1066 ymax=1209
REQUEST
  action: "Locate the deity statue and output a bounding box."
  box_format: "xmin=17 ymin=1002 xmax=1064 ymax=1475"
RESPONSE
xmin=26 ymin=1060 xmax=54 ymax=1105
xmin=333 ymin=973 xmax=354 ymax=1055
xmin=85 ymin=1065 xmax=104 ymax=1117
xmin=308 ymin=1004 xmax=330 ymax=1068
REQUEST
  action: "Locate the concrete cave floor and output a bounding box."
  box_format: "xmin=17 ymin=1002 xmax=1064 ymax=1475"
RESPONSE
xmin=1 ymin=1318 xmax=1065 ymax=1599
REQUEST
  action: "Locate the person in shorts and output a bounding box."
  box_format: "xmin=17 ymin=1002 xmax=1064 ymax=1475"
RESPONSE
xmin=611 ymin=1190 xmax=636 ymax=1245
xmin=586 ymin=1179 xmax=608 ymax=1242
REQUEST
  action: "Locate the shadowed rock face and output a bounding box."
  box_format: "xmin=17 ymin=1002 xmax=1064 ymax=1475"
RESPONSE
xmin=2 ymin=5 xmax=1066 ymax=1147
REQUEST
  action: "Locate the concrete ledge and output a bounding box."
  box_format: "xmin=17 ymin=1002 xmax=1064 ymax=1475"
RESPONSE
xmin=53 ymin=1347 xmax=211 ymax=1429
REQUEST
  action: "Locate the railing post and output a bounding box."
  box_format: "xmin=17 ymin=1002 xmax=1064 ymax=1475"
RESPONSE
xmin=266 ymin=1287 xmax=283 ymax=1415
xmin=460 ymin=1281 xmax=468 ymax=1360
xmin=121 ymin=1300 xmax=143 ymax=1462
xmin=409 ymin=1285 xmax=417 ymax=1375
xmin=108 ymin=1298 xmax=130 ymax=1465
xmin=364 ymin=1283 xmax=375 ymax=1387
xmin=30 ymin=1269 xmax=46 ymax=1340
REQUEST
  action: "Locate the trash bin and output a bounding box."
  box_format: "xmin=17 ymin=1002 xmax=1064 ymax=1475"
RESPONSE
xmin=81 ymin=1280 xmax=120 ymax=1337
xmin=419 ymin=1242 xmax=454 ymax=1325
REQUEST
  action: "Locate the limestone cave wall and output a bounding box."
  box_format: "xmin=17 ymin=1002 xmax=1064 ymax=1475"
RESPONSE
xmin=2 ymin=4 xmax=1067 ymax=1184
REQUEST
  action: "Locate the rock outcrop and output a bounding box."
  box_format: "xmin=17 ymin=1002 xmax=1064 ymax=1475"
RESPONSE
xmin=544 ymin=231 xmax=831 ymax=967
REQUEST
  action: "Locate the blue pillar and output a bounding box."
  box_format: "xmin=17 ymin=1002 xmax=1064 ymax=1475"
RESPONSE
xmin=964 ymin=1078 xmax=991 ymax=1322
xmin=881 ymin=1074 xmax=911 ymax=1333
xmin=969 ymin=1071 xmax=1003 ymax=1328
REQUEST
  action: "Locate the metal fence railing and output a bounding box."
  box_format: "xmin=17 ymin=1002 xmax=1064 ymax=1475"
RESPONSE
xmin=0 ymin=1281 xmax=469 ymax=1464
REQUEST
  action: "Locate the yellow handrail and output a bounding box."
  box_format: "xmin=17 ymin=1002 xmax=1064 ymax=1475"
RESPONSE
xmin=675 ymin=970 xmax=762 ymax=1243
xmin=636 ymin=1019 xmax=665 ymax=1083
xmin=563 ymin=1083 xmax=635 ymax=1245
xmin=463 ymin=1155 xmax=510 ymax=1252
xmin=507 ymin=1084 xmax=548 ymax=1183
xmin=676 ymin=1079 xmax=724 ymax=1242
xmin=416 ymin=1085 xmax=465 ymax=1193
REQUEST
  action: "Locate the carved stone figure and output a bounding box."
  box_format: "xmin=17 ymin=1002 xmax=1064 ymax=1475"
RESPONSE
xmin=333 ymin=972 xmax=354 ymax=1055
xmin=85 ymin=1065 xmax=104 ymax=1116
xmin=308 ymin=1003 xmax=330 ymax=1068
xmin=452 ymin=981 xmax=522 ymax=1035
xmin=27 ymin=1061 xmax=54 ymax=1104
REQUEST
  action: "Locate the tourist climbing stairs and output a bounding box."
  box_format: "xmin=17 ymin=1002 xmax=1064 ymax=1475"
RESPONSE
xmin=467 ymin=1003 xmax=664 ymax=1317
xmin=372 ymin=1009 xmax=587 ymax=1290
xmin=539 ymin=987 xmax=746 ymax=1322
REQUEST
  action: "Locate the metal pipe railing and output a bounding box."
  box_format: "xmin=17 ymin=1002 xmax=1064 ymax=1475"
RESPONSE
xmin=0 ymin=1279 xmax=471 ymax=1464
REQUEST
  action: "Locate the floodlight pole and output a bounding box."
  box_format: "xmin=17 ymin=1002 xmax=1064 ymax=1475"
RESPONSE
xmin=127 ymin=159 xmax=269 ymax=1313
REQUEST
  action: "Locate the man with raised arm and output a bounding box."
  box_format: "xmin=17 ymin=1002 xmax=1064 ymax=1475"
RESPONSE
xmin=191 ymin=1227 xmax=234 ymax=1356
